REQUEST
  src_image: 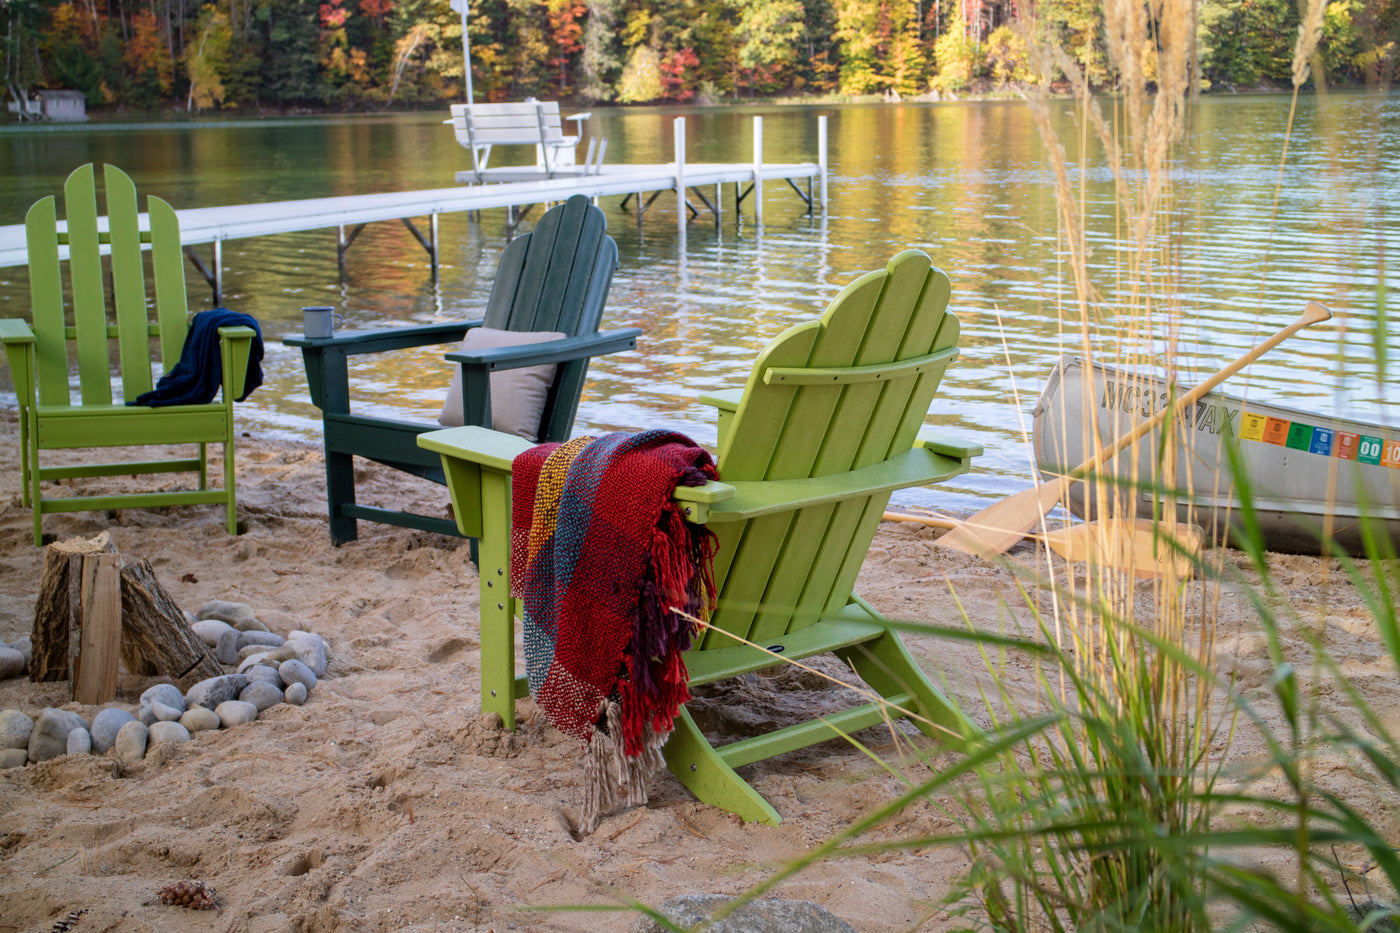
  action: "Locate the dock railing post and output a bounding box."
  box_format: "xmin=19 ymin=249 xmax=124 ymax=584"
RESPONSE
xmin=819 ymin=114 xmax=828 ymax=210
xmin=753 ymin=115 xmax=763 ymax=225
xmin=674 ymin=117 xmax=687 ymax=233
xmin=213 ymin=239 xmax=223 ymax=306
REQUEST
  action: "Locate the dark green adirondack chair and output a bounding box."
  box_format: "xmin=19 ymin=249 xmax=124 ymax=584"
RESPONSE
xmin=285 ymin=194 xmax=638 ymax=545
xmin=418 ymin=249 xmax=983 ymax=824
xmin=1 ymin=163 xmax=257 ymax=546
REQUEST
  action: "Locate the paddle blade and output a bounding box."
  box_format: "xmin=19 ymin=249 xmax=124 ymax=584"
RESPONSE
xmin=1042 ymin=518 xmax=1204 ymax=579
xmin=935 ymin=479 xmax=1071 ymax=556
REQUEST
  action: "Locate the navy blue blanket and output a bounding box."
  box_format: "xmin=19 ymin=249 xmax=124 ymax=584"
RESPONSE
xmin=131 ymin=309 xmax=264 ymax=408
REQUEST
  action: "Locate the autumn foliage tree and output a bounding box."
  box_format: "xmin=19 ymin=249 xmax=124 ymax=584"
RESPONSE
xmin=3 ymin=0 xmax=1397 ymax=113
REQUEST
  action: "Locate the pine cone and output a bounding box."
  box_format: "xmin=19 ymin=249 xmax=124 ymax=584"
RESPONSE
xmin=158 ymin=880 xmax=217 ymax=910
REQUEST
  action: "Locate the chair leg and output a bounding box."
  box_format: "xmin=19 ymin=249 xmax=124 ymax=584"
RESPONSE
xmin=838 ymin=631 xmax=980 ymax=752
xmin=30 ymin=452 xmax=42 ymax=546
xmin=478 ymin=469 xmax=517 ymax=728
xmin=224 ymin=436 xmax=237 ymax=536
xmin=662 ymin=707 xmax=783 ymax=826
xmin=18 ymin=411 xmax=31 ymax=508
xmin=325 ymin=448 xmax=358 ymax=545
xmin=199 ymin=442 xmax=209 ymax=490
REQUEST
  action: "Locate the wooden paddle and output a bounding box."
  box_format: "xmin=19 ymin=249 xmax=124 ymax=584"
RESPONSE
xmin=934 ymin=301 xmax=1334 ymax=558
xmin=884 ymin=512 xmax=1204 ymax=578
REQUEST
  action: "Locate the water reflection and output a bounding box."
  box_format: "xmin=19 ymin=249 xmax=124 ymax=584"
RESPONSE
xmin=1 ymin=93 xmax=1397 ymax=513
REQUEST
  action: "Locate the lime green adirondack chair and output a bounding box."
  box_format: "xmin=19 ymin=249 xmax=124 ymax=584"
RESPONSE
xmin=418 ymin=250 xmax=982 ymax=824
xmin=0 ymin=163 xmax=257 ymax=545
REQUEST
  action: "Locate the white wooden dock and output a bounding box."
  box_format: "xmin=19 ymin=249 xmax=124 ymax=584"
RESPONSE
xmin=0 ymin=115 xmax=828 ymax=304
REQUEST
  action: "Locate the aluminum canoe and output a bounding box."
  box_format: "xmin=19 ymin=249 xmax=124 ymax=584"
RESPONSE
xmin=1032 ymin=355 xmax=1400 ymax=555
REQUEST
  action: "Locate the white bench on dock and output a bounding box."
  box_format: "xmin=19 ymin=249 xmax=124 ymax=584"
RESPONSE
xmin=446 ymin=100 xmax=605 ymax=183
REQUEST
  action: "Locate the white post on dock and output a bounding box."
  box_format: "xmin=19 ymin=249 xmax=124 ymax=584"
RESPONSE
xmin=213 ymin=238 xmax=223 ymax=306
xmin=818 ymin=115 xmax=828 ymax=210
xmin=752 ymin=115 xmax=764 ymax=225
xmin=674 ymin=117 xmax=687 ymax=234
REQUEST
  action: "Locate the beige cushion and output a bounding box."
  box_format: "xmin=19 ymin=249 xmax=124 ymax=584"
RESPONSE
xmin=438 ymin=327 xmax=566 ymax=441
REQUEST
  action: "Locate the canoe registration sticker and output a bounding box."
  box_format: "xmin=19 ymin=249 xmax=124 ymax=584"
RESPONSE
xmin=1242 ymin=413 xmax=1396 ymax=469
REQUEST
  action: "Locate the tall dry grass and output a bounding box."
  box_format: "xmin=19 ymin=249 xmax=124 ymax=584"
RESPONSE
xmin=615 ymin=2 xmax=1399 ymax=930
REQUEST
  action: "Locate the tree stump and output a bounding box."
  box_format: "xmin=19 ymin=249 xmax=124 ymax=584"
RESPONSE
xmin=30 ymin=532 xmax=117 ymax=683
xmin=119 ymin=558 xmax=222 ymax=688
xmin=31 ymin=533 xmax=223 ymax=698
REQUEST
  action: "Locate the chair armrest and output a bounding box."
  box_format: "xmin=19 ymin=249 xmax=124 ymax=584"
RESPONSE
xmin=444 ymin=327 xmax=640 ymax=371
xmin=0 ymin=318 xmax=36 ymax=407
xmin=704 ymin=446 xmax=971 ymax=523
xmin=0 ymin=318 xmax=36 ymax=345
xmin=217 ymin=325 xmax=258 ymax=401
xmin=418 ymin=425 xmax=532 ymax=537
xmin=915 ymin=426 xmax=983 ymax=460
xmin=670 ymin=481 xmax=737 ymax=524
xmin=699 ymin=388 xmax=743 ymax=412
xmin=419 ymin=425 xmax=532 ymax=471
xmin=284 ymin=321 xmax=479 ymax=356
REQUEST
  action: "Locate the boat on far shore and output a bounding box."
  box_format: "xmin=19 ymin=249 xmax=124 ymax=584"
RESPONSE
xmin=1032 ymin=355 xmax=1400 ymax=556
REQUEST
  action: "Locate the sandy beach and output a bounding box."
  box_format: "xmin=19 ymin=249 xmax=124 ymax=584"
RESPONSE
xmin=1 ymin=404 xmax=1395 ymax=933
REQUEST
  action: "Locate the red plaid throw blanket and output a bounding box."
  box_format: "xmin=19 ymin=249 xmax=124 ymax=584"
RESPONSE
xmin=511 ymin=430 xmax=718 ymax=833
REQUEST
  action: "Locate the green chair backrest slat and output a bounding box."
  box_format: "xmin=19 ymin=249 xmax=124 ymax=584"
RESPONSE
xmin=702 ymin=250 xmax=960 ymax=649
xmin=106 ymin=163 xmax=155 ymax=400
xmin=24 ymin=164 xmax=191 ymax=408
xmin=25 ymin=196 xmax=70 ymax=408
xmin=64 ymin=164 xmax=113 ymax=406
xmin=148 ymin=194 xmax=189 ymax=368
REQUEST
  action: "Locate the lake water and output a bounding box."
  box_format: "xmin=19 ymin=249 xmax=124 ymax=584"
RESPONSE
xmin=2 ymin=93 xmax=1398 ymax=513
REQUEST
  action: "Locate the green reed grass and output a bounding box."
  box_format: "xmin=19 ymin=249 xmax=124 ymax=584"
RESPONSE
xmin=606 ymin=1 xmax=1400 ymax=930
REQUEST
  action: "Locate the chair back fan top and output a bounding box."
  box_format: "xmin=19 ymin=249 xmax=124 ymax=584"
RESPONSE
xmin=482 ymin=195 xmax=617 ymax=338
xmin=701 ymin=249 xmax=960 ymax=649
xmin=26 ymin=163 xmax=190 ymax=407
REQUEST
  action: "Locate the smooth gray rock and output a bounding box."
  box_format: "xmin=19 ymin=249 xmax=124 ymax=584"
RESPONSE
xmin=278 ymin=659 xmax=317 ymax=692
xmin=215 ymin=700 xmax=258 ymax=728
xmin=243 ymin=664 xmax=282 ymax=687
xmin=67 ymin=727 xmax=92 ymax=756
xmin=0 ymin=708 xmax=33 ymax=750
xmin=236 ymin=644 xmax=276 ymax=663
xmin=0 ymin=646 xmax=24 ymax=680
xmin=114 ymin=720 xmax=148 ymax=763
xmin=151 ymin=702 xmax=183 ymax=723
xmin=185 ymin=674 xmax=248 ymax=710
xmin=180 ymin=706 xmax=221 ymax=733
xmin=629 ymin=896 xmax=859 ymax=933
xmin=239 ymin=646 xmax=295 ymax=672
xmin=148 ymin=721 xmax=192 ymax=746
xmin=240 ymin=681 xmax=284 ymax=712
xmin=90 ymin=708 xmax=136 ymax=752
xmin=237 ymin=631 xmax=285 ymax=650
xmin=233 ymin=618 xmax=270 ymax=633
xmin=192 ymin=618 xmax=237 ymax=648
xmin=9 ymin=636 xmax=31 ymax=669
xmin=283 ymin=682 xmax=308 ymax=706
xmin=286 ymin=631 xmax=328 ymax=678
xmin=216 ymin=629 xmax=241 ymax=665
xmin=139 ymin=683 xmax=185 ymax=724
xmin=0 ymin=748 xmax=27 ymax=769
xmin=28 ymin=708 xmax=89 ymax=763
xmin=196 ymin=599 xmax=257 ymax=624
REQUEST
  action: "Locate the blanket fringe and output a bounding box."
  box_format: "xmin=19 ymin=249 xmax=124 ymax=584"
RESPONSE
xmin=580 ymin=699 xmax=669 ymax=835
